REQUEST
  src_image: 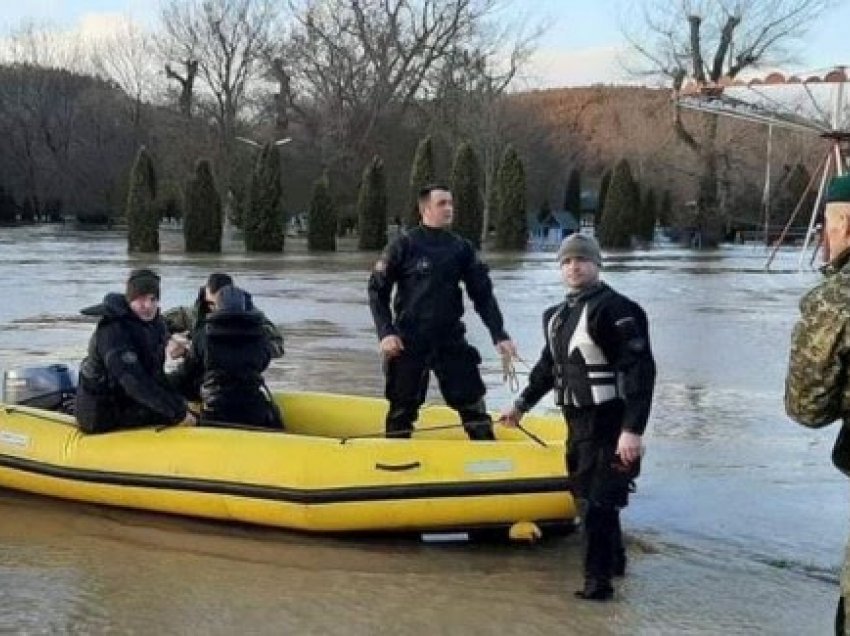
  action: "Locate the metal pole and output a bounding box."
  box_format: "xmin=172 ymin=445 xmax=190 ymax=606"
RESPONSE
xmin=798 ymin=152 xmax=833 ymax=270
xmin=762 ymin=124 xmax=773 ymax=245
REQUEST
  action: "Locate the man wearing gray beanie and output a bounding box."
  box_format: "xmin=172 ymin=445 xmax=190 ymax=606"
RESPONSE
xmin=501 ymin=232 xmax=656 ymax=601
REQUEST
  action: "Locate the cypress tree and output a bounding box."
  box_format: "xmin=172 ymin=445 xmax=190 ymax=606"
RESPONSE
xmin=245 ymin=142 xmax=284 ymax=252
xmin=538 ymin=197 xmax=552 ymax=223
xmin=597 ymin=159 xmax=635 ymax=249
xmin=308 ymin=173 xmax=337 ymax=251
xmin=637 ymin=187 xmax=657 ymax=243
xmin=450 ymin=141 xmax=483 ymax=248
xmin=494 ymin=145 xmax=528 ymax=250
xmin=407 ymin=136 xmax=435 ymax=228
xmin=659 ymin=189 xmax=673 ymax=226
xmin=357 ymin=156 xmax=388 ymax=250
xmin=564 ymin=167 xmax=581 ymax=214
xmin=183 ymin=160 xmax=222 ymax=252
xmin=126 ymin=146 xmax=159 ymax=252
xmin=596 ymin=169 xmax=612 ymax=227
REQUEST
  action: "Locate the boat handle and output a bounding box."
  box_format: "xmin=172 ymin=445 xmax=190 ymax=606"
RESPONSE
xmin=375 ymin=461 xmax=421 ymax=472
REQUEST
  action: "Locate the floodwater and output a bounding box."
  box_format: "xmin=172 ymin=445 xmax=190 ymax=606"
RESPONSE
xmin=0 ymin=225 xmax=844 ymax=634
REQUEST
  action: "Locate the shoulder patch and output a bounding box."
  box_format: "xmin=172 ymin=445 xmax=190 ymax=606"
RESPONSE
xmin=373 ymin=259 xmax=387 ymax=272
xmin=121 ymin=350 xmax=139 ymax=365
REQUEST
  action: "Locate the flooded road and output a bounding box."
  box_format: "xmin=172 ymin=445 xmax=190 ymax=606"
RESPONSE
xmin=0 ymin=225 xmax=843 ymax=634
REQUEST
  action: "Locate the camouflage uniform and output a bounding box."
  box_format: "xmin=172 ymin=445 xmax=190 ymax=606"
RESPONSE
xmin=163 ymin=303 xmax=285 ymax=359
xmin=784 ymin=249 xmax=850 ymax=634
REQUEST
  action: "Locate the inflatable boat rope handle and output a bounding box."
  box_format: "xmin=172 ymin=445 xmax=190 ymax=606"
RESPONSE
xmin=339 ymin=423 xmax=466 ymax=444
xmin=374 ymin=461 xmax=421 ymax=472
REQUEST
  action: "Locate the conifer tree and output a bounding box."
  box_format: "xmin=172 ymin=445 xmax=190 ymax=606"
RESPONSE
xmin=407 ymin=136 xmax=435 ymax=228
xmin=596 ymin=169 xmax=611 ymax=227
xmin=245 ymin=142 xmax=284 ymax=252
xmin=357 ymin=156 xmax=388 ymax=250
xmin=637 ymin=187 xmax=657 ymax=243
xmin=308 ymin=174 xmax=337 ymax=251
xmin=184 ymin=159 xmax=222 ymax=252
xmin=126 ymin=146 xmax=159 ymax=252
xmin=494 ymin=145 xmax=528 ymax=250
xmin=564 ymin=167 xmax=581 ymax=214
xmin=597 ymin=159 xmax=636 ymax=249
xmin=450 ymin=141 xmax=483 ymax=248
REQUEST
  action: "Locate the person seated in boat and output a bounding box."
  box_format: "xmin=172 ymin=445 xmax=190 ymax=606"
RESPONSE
xmin=163 ymin=272 xmax=283 ymax=361
xmin=75 ymin=268 xmax=196 ymax=434
xmin=168 ymin=284 xmax=283 ymax=430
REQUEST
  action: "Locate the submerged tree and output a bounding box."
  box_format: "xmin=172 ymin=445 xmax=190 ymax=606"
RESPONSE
xmin=494 ymin=144 xmax=527 ymax=250
xmin=450 ymin=141 xmax=483 ymax=248
xmin=245 ymin=142 xmax=284 ymax=252
xmin=183 ymin=159 xmax=222 ymax=252
xmin=357 ymin=156 xmax=388 ymax=251
xmin=126 ymin=146 xmax=158 ymax=252
xmin=308 ymin=174 xmax=336 ymax=251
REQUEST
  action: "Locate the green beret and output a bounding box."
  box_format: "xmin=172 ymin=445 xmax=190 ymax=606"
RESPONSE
xmin=827 ymin=175 xmax=850 ymax=203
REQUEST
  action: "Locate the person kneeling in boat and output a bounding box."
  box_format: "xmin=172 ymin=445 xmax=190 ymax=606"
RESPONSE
xmin=75 ymin=268 xmax=196 ymax=434
xmin=168 ymin=285 xmax=283 ymax=430
xmin=500 ymin=234 xmax=656 ymax=602
xmin=163 ymin=272 xmax=283 ymax=362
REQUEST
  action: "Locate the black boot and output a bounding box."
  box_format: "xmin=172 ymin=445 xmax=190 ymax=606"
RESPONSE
xmin=574 ymin=577 xmax=614 ymax=601
xmin=465 ymin=419 xmax=495 ymax=441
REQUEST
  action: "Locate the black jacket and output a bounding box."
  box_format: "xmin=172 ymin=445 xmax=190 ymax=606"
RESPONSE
xmin=516 ymin=282 xmax=656 ymax=435
xmin=169 ymin=302 xmax=279 ymax=429
xmin=368 ymin=226 xmax=509 ymax=345
xmin=75 ymin=293 xmax=187 ymax=433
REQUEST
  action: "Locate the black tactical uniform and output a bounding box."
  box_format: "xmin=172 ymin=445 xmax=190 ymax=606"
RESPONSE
xmin=76 ymin=293 xmax=188 ymax=433
xmin=368 ymin=225 xmax=509 ymax=439
xmin=515 ymin=281 xmax=655 ymax=597
xmin=169 ymin=286 xmax=281 ymax=430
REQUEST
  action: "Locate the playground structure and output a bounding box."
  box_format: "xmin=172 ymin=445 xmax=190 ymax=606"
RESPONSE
xmin=674 ymin=66 xmax=849 ymax=269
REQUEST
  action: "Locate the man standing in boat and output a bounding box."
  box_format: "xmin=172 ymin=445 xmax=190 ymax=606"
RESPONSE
xmin=368 ymin=184 xmax=517 ymax=440
xmin=500 ymin=234 xmax=656 ymax=601
xmin=785 ymin=174 xmax=850 ymax=634
xmin=164 ymin=272 xmax=284 ymax=360
xmin=76 ymin=268 xmax=195 ymax=433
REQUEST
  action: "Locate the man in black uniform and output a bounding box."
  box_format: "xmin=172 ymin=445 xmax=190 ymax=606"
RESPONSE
xmin=75 ymin=269 xmax=195 ymax=433
xmin=501 ymin=234 xmax=655 ymax=601
xmin=169 ymin=285 xmax=281 ymax=430
xmin=368 ymin=184 xmax=517 ymax=440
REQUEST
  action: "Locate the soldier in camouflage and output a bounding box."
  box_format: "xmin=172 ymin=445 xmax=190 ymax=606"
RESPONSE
xmin=163 ymin=272 xmax=284 ymax=359
xmin=785 ymin=174 xmax=850 ymax=635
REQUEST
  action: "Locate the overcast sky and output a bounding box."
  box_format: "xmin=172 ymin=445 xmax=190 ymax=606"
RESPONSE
xmin=1 ymin=0 xmax=848 ymax=89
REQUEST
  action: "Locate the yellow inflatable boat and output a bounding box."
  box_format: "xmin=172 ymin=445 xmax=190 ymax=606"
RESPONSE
xmin=0 ymin=392 xmax=575 ymax=537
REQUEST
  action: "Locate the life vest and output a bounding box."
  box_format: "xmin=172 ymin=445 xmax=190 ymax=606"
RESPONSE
xmin=547 ymin=287 xmax=619 ymax=408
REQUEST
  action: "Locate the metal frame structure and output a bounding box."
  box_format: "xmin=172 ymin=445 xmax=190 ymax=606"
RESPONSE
xmin=673 ymin=67 xmax=849 ymax=269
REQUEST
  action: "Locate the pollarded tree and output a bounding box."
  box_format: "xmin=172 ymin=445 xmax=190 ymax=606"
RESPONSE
xmin=357 ymin=156 xmax=388 ymax=251
xmin=597 ymin=159 xmax=636 ymax=249
xmin=308 ymin=174 xmax=336 ymax=251
xmin=245 ymin=141 xmax=284 ymax=252
xmin=184 ymin=159 xmax=222 ymax=252
xmin=407 ymin=136 xmax=435 ymax=228
xmin=564 ymin=167 xmax=581 ymax=214
xmin=494 ymin=144 xmax=527 ymax=250
xmin=126 ymin=146 xmax=158 ymax=252
xmin=450 ymin=141 xmax=483 ymax=248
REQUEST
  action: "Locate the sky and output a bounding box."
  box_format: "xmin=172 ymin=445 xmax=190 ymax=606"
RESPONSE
xmin=0 ymin=0 xmax=848 ymax=89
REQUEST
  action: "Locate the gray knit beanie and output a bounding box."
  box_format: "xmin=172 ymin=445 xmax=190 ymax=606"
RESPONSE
xmin=556 ymin=234 xmax=602 ymax=266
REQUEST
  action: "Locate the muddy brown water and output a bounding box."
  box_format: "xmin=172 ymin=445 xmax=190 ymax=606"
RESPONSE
xmin=0 ymin=226 xmax=841 ymax=634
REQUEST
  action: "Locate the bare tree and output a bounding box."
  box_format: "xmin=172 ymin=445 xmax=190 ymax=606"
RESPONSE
xmin=89 ymin=18 xmax=160 ymax=127
xmin=624 ymin=0 xmax=831 ymax=244
xmin=158 ymin=0 xmax=283 ymax=190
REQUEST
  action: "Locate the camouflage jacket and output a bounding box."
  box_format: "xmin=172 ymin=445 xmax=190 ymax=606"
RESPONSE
xmin=162 ymin=303 xmax=285 ymax=359
xmin=785 ymin=250 xmax=850 ymax=428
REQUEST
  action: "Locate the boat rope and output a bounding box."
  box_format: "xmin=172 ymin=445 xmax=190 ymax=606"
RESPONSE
xmin=501 ymin=353 xmax=532 ymax=393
